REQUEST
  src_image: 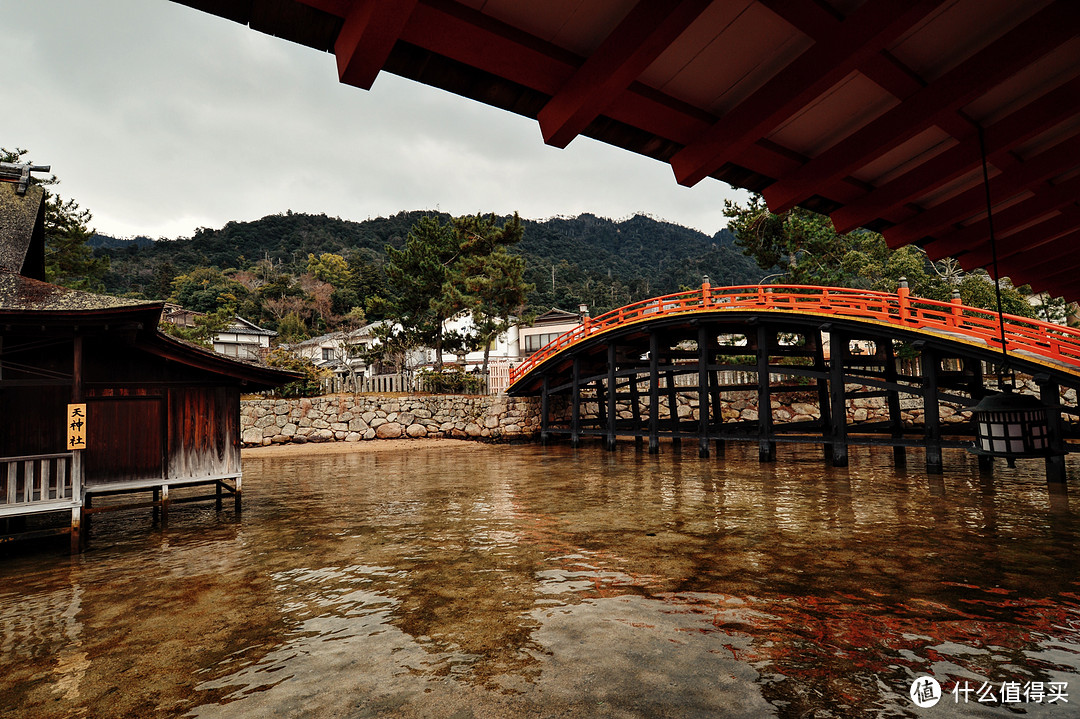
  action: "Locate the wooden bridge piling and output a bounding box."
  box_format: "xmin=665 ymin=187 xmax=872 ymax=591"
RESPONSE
xmin=884 ymin=341 xmax=906 ymax=467
xmin=570 ymin=358 xmax=581 ymax=448
xmin=757 ymin=325 xmax=776 ymax=463
xmin=648 ymin=332 xmax=660 ymax=454
xmin=828 ymin=328 xmax=849 ymax=467
xmin=922 ymin=348 xmax=944 ymax=474
xmin=1038 ymin=375 xmax=1067 ymax=484
xmin=697 ymin=325 xmax=710 ymax=459
xmin=605 ymin=343 xmax=617 ymax=452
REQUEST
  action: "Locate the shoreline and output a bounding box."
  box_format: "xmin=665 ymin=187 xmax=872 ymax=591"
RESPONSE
xmin=241 ymin=436 xmax=494 ymax=458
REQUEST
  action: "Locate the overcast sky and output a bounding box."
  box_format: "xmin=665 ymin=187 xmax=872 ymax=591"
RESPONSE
xmin=3 ymin=0 xmax=748 ymax=240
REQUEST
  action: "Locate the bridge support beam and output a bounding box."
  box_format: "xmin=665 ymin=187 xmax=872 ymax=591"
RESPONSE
xmin=757 ymin=324 xmax=775 ymax=462
xmin=540 ymin=375 xmax=551 ymax=444
xmin=1037 ymin=375 xmax=1067 ymax=484
xmin=828 ymin=329 xmax=849 ymax=467
xmin=606 ymin=343 xmax=617 ymax=451
xmin=884 ymin=340 xmax=906 ymax=467
xmin=667 ymin=368 xmax=681 ymax=449
xmin=698 ymin=325 xmax=710 ymax=458
xmin=570 ymin=357 xmax=581 ymax=448
xmin=922 ymin=348 xmax=944 ymax=474
xmin=630 ymin=370 xmax=644 ymax=449
xmin=649 ymin=332 xmax=660 ymax=453
xmin=815 ymin=330 xmax=833 ymax=462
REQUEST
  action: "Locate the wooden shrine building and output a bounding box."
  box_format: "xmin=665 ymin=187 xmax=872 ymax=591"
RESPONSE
xmin=0 ymin=175 xmax=294 ymax=551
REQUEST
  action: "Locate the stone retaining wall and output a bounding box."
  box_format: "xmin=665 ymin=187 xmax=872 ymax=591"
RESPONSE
xmin=242 ymin=378 xmax=1073 ymax=446
xmin=242 ymin=394 xmax=544 ymax=446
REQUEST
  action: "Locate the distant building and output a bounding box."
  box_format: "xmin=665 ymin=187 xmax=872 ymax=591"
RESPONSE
xmin=518 ymin=306 xmax=586 ymax=356
xmin=161 ymin=304 xmax=276 ymax=361
xmin=288 ymin=322 xmax=390 ymax=392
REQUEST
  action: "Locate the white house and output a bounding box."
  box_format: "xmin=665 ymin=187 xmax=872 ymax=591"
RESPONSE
xmin=160 ymin=304 xmax=275 ymax=362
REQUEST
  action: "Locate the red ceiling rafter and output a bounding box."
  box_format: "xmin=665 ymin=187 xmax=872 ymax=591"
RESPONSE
xmin=830 ymin=75 xmax=1080 ymax=233
xmin=959 ymin=206 xmax=1080 ymax=269
xmin=670 ymin=0 xmax=945 ymax=188
xmin=762 ymin=2 xmax=1080 ymax=214
xmin=538 ymin=0 xmax=713 ymax=149
xmin=920 ymin=173 xmax=1080 ymax=261
xmin=296 ymin=0 xmax=350 ymax=16
xmin=398 ymin=0 xmax=807 ymax=183
xmin=334 ymin=0 xmax=419 ymax=89
xmin=1008 ymin=230 xmax=1080 ymax=287
xmin=883 ymin=134 xmax=1080 ymax=248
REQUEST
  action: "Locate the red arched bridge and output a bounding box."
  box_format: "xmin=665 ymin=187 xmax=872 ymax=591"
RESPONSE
xmin=508 ymin=283 xmax=1080 ymax=482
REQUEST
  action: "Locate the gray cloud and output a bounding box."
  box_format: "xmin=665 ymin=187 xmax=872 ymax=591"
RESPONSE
xmin=3 ymin=0 xmax=748 ymax=239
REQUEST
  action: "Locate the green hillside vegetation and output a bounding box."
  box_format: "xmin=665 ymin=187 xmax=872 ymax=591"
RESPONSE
xmin=95 ymin=210 xmax=766 ymax=338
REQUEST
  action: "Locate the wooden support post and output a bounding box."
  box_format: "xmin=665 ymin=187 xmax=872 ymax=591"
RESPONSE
xmin=216 ymin=480 xmax=223 ymax=511
xmin=161 ymin=484 xmax=170 ymax=524
xmin=884 ymin=340 xmax=906 ymax=466
xmin=69 ymin=506 xmax=81 ymax=554
xmin=667 ymin=368 xmax=681 ymax=449
xmin=596 ymin=375 xmax=607 ymax=431
xmin=571 ymin=358 xmax=582 ymax=448
xmin=1037 ymin=376 xmax=1067 ymax=484
xmin=540 ymin=375 xmax=551 ymax=444
xmin=648 ymin=332 xmax=660 ymax=454
xmin=828 ymin=329 xmax=849 ymax=467
xmin=606 ymin=343 xmax=617 ymax=451
xmin=757 ymin=325 xmax=775 ymax=462
xmin=815 ymin=330 xmax=833 ymax=461
xmin=921 ymin=348 xmax=944 ymax=474
xmin=697 ymin=325 xmax=710 ymax=458
xmin=71 ymin=335 xmax=85 ymax=553
xmin=708 ymin=342 xmax=724 ymax=457
xmin=629 ymin=369 xmax=644 ymax=449
xmin=968 ymin=358 xmax=992 ymax=474
xmin=234 ymin=475 xmax=242 ymax=513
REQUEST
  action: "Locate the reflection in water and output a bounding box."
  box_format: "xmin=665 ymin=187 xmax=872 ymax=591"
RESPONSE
xmin=0 ymin=442 xmax=1079 ymax=717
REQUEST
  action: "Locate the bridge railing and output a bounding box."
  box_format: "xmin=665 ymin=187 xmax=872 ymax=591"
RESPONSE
xmin=508 ymin=284 xmax=1080 ymax=386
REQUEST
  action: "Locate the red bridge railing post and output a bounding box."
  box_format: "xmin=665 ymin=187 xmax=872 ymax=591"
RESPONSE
xmin=897 ymin=277 xmax=911 ymax=324
xmin=949 ymin=289 xmax=963 ymax=328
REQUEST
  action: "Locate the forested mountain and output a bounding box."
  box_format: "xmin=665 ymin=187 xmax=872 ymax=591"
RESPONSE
xmin=96 ymin=210 xmax=765 ymax=320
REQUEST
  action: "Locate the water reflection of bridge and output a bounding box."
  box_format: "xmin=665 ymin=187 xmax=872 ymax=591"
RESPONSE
xmin=509 ymin=284 xmax=1080 ymax=485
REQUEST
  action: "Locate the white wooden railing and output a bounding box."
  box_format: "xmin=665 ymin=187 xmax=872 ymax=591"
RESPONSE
xmin=0 ymin=453 xmax=79 ymax=517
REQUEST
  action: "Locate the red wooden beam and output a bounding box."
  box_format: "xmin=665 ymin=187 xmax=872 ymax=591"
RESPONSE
xmin=671 ymin=0 xmax=944 ymax=187
xmin=399 ymin=0 xmax=806 ymax=184
xmin=538 ymin=0 xmax=713 ymax=149
xmin=762 ymin=3 xmax=1080 ymax=214
xmin=919 ymin=174 xmax=1080 ymax=261
xmin=830 ymin=76 xmax=1080 ymax=233
xmin=883 ymin=133 xmax=1080 ymax=248
xmin=296 ymin=0 xmax=350 ymax=15
xmin=956 ymin=206 xmax=1080 ymax=268
xmin=1008 ymin=230 xmax=1080 ymax=286
xmin=335 ymin=0 xmax=419 ymax=90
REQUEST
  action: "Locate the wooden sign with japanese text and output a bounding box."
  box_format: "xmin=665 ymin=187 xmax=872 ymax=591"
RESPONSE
xmin=67 ymin=403 xmax=87 ymax=450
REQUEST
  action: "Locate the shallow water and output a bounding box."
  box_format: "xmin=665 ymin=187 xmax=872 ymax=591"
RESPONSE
xmin=2 ymin=442 xmax=1080 ymax=718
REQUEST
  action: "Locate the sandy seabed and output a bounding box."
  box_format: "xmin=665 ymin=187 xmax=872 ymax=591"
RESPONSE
xmin=241 ymin=437 xmax=492 ymax=459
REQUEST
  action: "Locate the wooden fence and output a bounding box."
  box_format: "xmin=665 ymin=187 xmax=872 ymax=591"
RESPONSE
xmin=0 ymin=453 xmax=79 ymax=518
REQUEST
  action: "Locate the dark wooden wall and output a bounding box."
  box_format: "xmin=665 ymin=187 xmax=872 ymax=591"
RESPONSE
xmin=85 ymin=389 xmax=165 ymax=486
xmin=168 ymin=386 xmax=241 ymax=480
